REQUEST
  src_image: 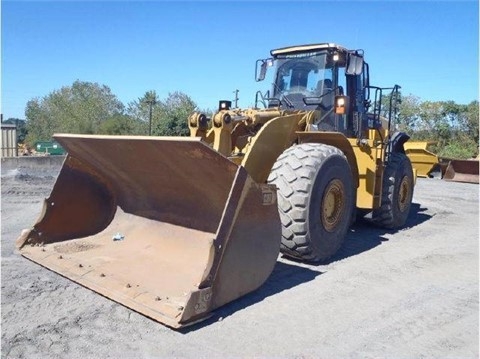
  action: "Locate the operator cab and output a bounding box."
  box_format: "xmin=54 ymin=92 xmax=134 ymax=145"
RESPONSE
xmin=271 ymin=46 xmax=338 ymax=111
xmin=256 ymin=43 xmax=377 ymax=135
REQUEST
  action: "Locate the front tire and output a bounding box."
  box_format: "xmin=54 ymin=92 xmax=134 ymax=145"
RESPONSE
xmin=268 ymin=143 xmax=354 ymax=262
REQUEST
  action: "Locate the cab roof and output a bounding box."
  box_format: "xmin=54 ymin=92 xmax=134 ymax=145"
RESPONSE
xmin=270 ymin=43 xmax=349 ymax=58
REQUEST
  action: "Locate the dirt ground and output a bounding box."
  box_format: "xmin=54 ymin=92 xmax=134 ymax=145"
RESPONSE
xmin=1 ymin=160 xmax=478 ymax=359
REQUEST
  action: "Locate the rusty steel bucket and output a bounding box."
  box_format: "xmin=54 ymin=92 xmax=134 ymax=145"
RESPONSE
xmin=442 ymin=158 xmax=479 ymax=184
xmin=17 ymin=134 xmax=281 ymax=328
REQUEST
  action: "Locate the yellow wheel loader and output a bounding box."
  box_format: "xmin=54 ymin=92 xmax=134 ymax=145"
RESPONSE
xmin=17 ymin=43 xmax=415 ymax=328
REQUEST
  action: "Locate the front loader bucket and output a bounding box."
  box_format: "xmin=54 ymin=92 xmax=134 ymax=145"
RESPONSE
xmin=17 ymin=134 xmax=280 ymax=328
xmin=404 ymin=141 xmax=440 ymax=178
xmin=442 ymin=159 xmax=479 ymax=184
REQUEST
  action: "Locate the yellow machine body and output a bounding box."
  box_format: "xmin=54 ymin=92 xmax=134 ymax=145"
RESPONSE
xmin=17 ymin=109 xmax=389 ymax=327
xmin=17 ymin=43 xmax=415 ymax=328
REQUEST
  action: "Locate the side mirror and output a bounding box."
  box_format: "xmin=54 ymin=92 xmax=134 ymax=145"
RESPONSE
xmin=255 ymin=58 xmax=273 ymax=82
xmin=334 ymin=95 xmax=349 ymax=115
xmin=346 ymin=52 xmax=364 ymax=76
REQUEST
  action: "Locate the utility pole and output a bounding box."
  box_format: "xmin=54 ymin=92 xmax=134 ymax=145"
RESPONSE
xmin=145 ymin=97 xmax=157 ymax=136
xmin=148 ymin=101 xmax=153 ymax=136
xmin=233 ymin=89 xmax=239 ymax=108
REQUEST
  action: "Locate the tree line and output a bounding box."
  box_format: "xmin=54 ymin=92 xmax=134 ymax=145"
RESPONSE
xmin=395 ymin=95 xmax=478 ymax=159
xmin=21 ymin=80 xmax=198 ymax=147
xmin=7 ymin=80 xmax=479 ymax=159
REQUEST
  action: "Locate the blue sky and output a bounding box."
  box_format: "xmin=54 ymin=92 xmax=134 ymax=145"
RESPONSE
xmin=2 ymin=1 xmax=479 ymax=119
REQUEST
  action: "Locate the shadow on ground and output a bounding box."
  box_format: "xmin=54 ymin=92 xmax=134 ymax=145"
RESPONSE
xmin=325 ymin=202 xmax=432 ymax=264
xmin=181 ymin=260 xmax=321 ymax=332
xmin=181 ymin=202 xmax=433 ymax=331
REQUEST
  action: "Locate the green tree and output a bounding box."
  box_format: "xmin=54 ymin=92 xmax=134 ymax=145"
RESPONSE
xmin=393 ymin=95 xmax=478 ymax=158
xmin=127 ymin=91 xmax=198 ymax=136
xmin=126 ymin=90 xmax=161 ymax=135
xmin=155 ymin=91 xmax=197 ymax=136
xmin=98 ymin=113 xmax=143 ymax=135
xmin=460 ymin=101 xmax=479 ymax=146
xmin=396 ymin=94 xmax=422 ymax=133
xmin=25 ymin=80 xmax=124 ymax=145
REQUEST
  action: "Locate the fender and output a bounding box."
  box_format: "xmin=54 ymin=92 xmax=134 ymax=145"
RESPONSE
xmin=389 ymin=131 xmax=410 ymax=154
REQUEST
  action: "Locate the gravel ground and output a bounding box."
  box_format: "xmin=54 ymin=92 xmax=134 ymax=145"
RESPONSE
xmin=1 ymin=161 xmax=478 ymax=359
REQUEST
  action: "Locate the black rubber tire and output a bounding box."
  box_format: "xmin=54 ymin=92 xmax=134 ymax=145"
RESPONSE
xmin=372 ymin=152 xmax=414 ymax=228
xmin=268 ymin=143 xmax=354 ymax=262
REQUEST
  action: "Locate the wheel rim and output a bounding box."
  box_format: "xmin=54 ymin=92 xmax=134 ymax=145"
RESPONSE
xmin=398 ymin=175 xmax=411 ymax=212
xmin=321 ymin=179 xmax=345 ymax=232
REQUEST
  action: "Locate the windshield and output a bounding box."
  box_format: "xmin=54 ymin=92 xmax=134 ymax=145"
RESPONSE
xmin=272 ymin=51 xmax=334 ymax=109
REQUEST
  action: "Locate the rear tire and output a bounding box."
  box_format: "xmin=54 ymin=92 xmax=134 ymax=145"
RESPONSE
xmin=268 ymin=143 xmax=354 ymax=262
xmin=372 ymin=152 xmax=414 ymax=228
